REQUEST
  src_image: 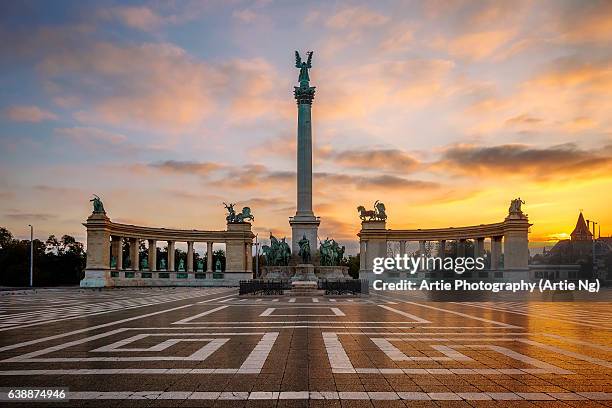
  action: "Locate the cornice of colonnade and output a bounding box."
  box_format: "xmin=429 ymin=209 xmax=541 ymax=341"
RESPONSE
xmin=83 ymin=213 xmax=255 ymax=242
xmin=358 ymin=217 xmax=531 ymax=241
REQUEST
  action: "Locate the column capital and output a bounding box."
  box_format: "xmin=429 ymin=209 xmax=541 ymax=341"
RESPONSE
xmin=294 ymin=85 xmax=316 ymax=105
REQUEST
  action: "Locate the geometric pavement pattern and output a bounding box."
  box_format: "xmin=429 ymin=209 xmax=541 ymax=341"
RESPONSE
xmin=0 ymin=287 xmax=611 ymax=407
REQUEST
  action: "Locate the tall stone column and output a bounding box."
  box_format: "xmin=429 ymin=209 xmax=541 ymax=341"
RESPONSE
xmin=474 ymin=237 xmax=485 ymax=258
xmin=438 ymin=240 xmax=446 ymax=261
xmin=246 ymin=243 xmax=253 ymax=273
xmin=399 ymin=240 xmax=407 ymax=257
xmin=359 ymin=240 xmax=367 ymax=275
xmin=111 ymin=236 xmax=122 ymax=270
xmin=187 ymin=241 xmax=194 ymax=272
xmin=129 ymin=238 xmax=139 ymax=270
xmin=419 ymin=240 xmax=427 ymax=271
xmin=457 ymin=239 xmax=466 ymax=257
xmin=167 ymin=240 xmax=175 ymax=271
xmin=289 ymin=55 xmax=320 ymax=255
xmin=148 ymin=239 xmax=156 ymax=271
xmin=490 ymin=236 xmax=502 ymax=270
xmin=207 ymin=242 xmax=213 ymax=273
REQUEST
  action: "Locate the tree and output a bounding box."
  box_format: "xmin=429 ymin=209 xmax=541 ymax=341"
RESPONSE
xmin=343 ymin=254 xmax=360 ymax=279
xmin=0 ymin=227 xmax=13 ymax=249
xmin=0 ymin=227 xmax=85 ymax=286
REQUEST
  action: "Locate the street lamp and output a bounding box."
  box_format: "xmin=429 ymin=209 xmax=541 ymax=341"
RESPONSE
xmin=28 ymin=224 xmax=33 ymax=287
xmin=254 ymin=234 xmax=260 ymax=278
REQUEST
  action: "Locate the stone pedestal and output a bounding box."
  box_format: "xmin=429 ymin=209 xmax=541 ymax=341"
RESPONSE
xmin=289 ymin=216 xmax=320 ymax=256
xmin=291 ymin=264 xmax=317 ymax=281
xmin=80 ymin=212 xmax=113 ymax=288
xmin=359 ymin=220 xmax=387 ymax=281
xmin=225 ymin=222 xmax=254 ymax=285
xmin=503 ymin=214 xmax=531 ymax=270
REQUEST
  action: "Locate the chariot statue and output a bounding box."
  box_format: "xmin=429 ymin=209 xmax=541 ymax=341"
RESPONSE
xmin=509 ymin=198 xmax=525 ymax=214
xmin=224 ymin=202 xmax=254 ymax=223
xmin=90 ymin=194 xmax=105 ymax=214
xmin=298 ymin=234 xmax=311 ymax=264
xmin=357 ymin=200 xmax=387 ymax=221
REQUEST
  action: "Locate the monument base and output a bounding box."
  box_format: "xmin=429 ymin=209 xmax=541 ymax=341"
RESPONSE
xmin=291 ymin=264 xmax=317 ymax=281
xmin=80 ymin=269 xmax=114 ymax=288
xmin=289 ymin=216 xmax=320 ymax=256
xmin=260 ymin=265 xmax=349 ymax=280
xmin=290 ymin=280 xmax=320 ymax=296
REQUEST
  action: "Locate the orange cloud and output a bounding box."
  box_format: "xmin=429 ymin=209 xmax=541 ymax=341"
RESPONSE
xmin=434 ymin=143 xmax=612 ymax=182
xmin=442 ymin=29 xmax=516 ymax=60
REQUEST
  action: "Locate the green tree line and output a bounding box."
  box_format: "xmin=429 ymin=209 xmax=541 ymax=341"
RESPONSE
xmin=0 ymin=227 xmax=85 ymax=286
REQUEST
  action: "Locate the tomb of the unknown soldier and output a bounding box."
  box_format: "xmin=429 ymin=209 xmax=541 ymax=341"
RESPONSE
xmin=1 ymin=2 xmax=612 ymax=406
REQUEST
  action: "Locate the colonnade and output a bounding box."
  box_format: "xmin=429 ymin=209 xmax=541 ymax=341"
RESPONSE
xmin=110 ymin=237 xmax=221 ymax=273
xmin=81 ymin=211 xmax=254 ymax=287
xmin=370 ymin=236 xmax=503 ymax=269
xmin=358 ymin=208 xmax=531 ymax=281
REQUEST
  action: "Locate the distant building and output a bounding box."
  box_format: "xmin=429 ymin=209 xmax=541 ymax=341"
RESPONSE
xmin=570 ymin=212 xmax=593 ymax=241
xmin=532 ymin=212 xmax=612 ymax=282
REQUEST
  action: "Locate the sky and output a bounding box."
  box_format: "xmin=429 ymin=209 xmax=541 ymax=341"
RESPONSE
xmin=0 ymin=0 xmax=611 ymax=254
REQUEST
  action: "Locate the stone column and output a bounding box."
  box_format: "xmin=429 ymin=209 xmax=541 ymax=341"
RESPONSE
xmin=359 ymin=240 xmax=367 ymax=274
xmin=167 ymin=240 xmax=175 ymax=271
xmin=438 ymin=240 xmax=446 ymax=261
xmin=207 ymin=242 xmax=213 ymax=273
xmin=246 ymin=243 xmax=253 ymax=273
xmin=129 ymin=238 xmax=139 ymax=270
xmin=419 ymin=240 xmax=427 ymax=271
xmin=289 ymin=71 xmax=319 ymax=254
xmin=457 ymin=239 xmax=466 ymax=257
xmin=490 ymin=236 xmax=502 ymax=270
xmin=187 ymin=241 xmax=194 ymax=273
xmin=474 ymin=237 xmax=485 ymax=258
xmin=399 ymin=240 xmax=407 ymax=257
xmin=148 ymin=239 xmax=156 ymax=271
xmin=111 ymin=236 xmax=122 ymax=270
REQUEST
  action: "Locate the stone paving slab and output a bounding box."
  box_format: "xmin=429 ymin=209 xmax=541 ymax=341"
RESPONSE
xmin=0 ymin=287 xmax=610 ymax=407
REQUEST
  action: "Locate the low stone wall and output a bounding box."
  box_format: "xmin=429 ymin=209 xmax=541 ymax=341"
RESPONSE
xmin=261 ymin=265 xmax=349 ymax=280
xmin=80 ymin=270 xmax=252 ymax=287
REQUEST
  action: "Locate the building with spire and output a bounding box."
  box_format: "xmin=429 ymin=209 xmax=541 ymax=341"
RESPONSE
xmin=570 ymin=212 xmax=593 ymax=241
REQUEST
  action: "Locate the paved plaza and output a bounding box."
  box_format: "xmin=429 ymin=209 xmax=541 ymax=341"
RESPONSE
xmin=0 ymin=287 xmax=611 ymax=407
